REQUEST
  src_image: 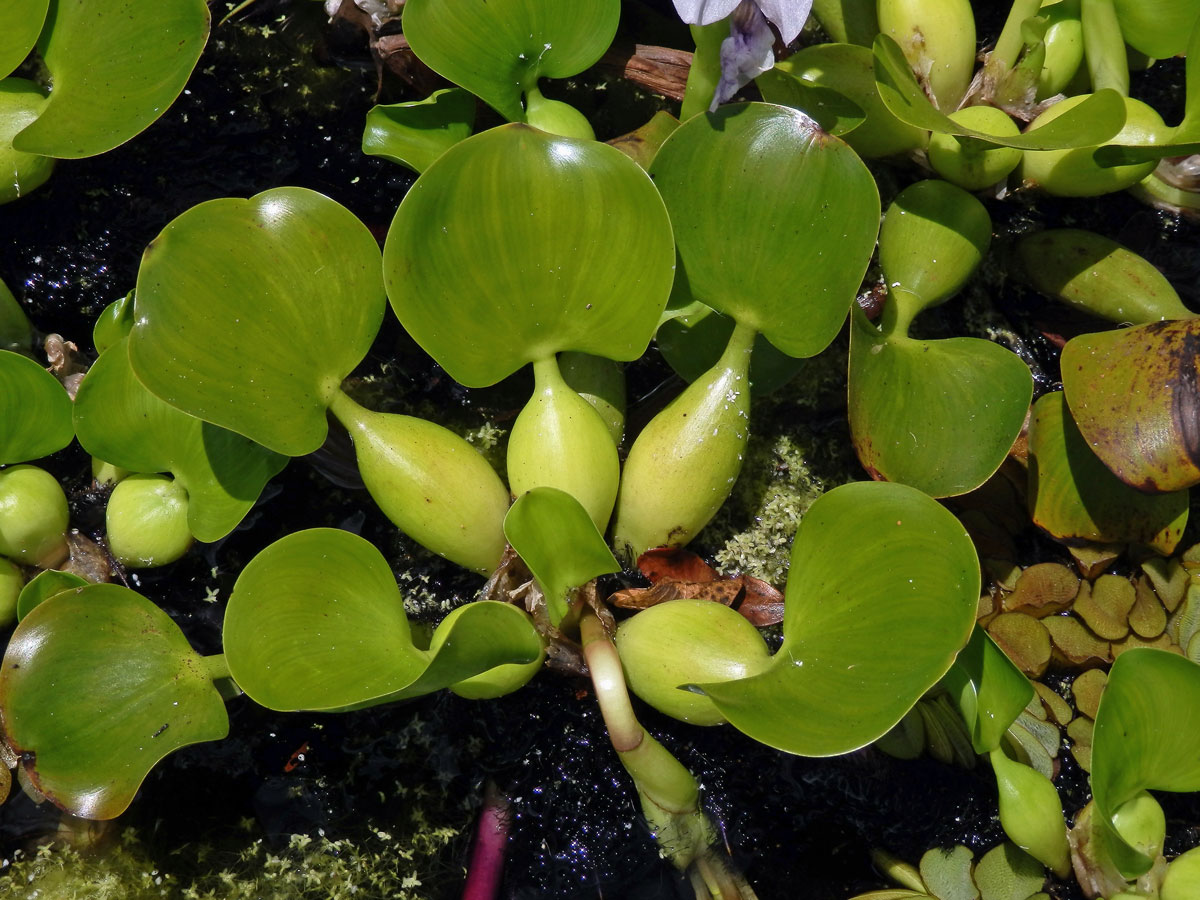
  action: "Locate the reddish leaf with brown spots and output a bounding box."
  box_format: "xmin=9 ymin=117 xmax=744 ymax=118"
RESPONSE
xmin=609 ymin=548 xmax=784 ymax=625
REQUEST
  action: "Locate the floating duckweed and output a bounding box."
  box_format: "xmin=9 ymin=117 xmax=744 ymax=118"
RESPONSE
xmin=701 ymin=425 xmax=858 ymax=584
xmin=0 ymin=819 xmax=462 ymax=900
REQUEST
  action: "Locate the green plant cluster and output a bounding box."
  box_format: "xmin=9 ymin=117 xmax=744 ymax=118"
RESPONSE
xmin=4 ymin=0 xmax=1200 ymax=898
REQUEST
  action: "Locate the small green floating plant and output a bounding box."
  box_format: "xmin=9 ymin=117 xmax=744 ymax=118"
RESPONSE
xmin=5 ymin=0 xmax=1200 ymax=897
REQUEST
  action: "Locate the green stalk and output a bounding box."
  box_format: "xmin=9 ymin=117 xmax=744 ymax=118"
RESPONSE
xmin=612 ymin=320 xmax=755 ymax=561
xmin=580 ymin=610 xmax=757 ymax=900
xmin=878 ymin=287 xmax=923 ymax=338
xmin=559 ymin=351 xmax=626 ymax=446
xmin=1081 ymin=0 xmax=1129 ymax=96
xmin=201 ymin=653 xmax=231 ymax=683
xmin=681 ymin=22 xmax=727 ymax=121
xmin=507 ymin=355 xmax=620 ymax=532
xmin=991 ymin=0 xmax=1045 ymax=74
xmin=329 ymin=389 xmax=510 ymax=575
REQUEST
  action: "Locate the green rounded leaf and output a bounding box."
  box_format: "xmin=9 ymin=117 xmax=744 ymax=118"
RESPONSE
xmin=700 ymin=480 xmax=979 ymax=756
xmin=129 ymin=187 xmax=386 ymax=456
xmin=361 ymin=87 xmax=476 ymax=174
xmin=0 ymin=584 xmax=229 ymax=819
xmin=224 ymin=528 xmax=423 ymax=712
xmin=402 ymin=0 xmax=619 ymax=122
xmin=503 ymin=487 xmax=619 ymax=626
xmin=1028 ymin=391 xmax=1187 ymax=553
xmin=0 ymin=348 xmax=73 ymax=464
xmin=13 ymin=0 xmax=209 ymax=158
xmin=224 ymin=529 xmax=542 ymax=711
xmin=848 ymin=312 xmax=1033 ymax=498
xmin=0 ymin=77 xmax=55 ymax=204
xmin=75 ymin=339 xmax=287 ymax=542
xmin=1092 ymin=649 xmax=1200 ymax=878
xmin=15 ymin=568 xmax=87 ymax=622
xmin=1062 ymin=320 xmax=1200 ymax=493
xmin=649 ymin=103 xmax=880 ymax=358
xmin=384 ymin=124 xmax=674 ymax=386
xmin=0 ymin=0 xmax=48 ymax=79
xmin=873 ymin=35 xmax=1126 ymax=150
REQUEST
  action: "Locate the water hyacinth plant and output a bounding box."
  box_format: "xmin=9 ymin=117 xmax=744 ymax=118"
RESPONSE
xmin=4 ymin=0 xmax=1200 ymax=897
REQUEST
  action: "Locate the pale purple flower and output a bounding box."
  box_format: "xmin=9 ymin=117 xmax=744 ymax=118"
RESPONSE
xmin=672 ymin=0 xmax=814 ymax=110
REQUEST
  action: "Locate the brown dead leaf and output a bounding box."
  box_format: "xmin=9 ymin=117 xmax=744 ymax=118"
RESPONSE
xmin=637 ymin=547 xmax=717 ymax=584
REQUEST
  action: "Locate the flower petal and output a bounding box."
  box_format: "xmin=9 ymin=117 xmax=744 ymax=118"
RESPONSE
xmin=672 ymin=0 xmax=742 ymax=26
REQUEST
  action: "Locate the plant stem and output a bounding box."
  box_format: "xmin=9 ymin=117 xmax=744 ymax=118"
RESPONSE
xmin=461 ymin=781 xmax=510 ymax=900
xmin=580 ymin=609 xmax=758 ymax=899
xmin=1081 ymin=0 xmax=1129 ymax=96
xmin=681 ymin=22 xmax=727 ymax=120
xmin=201 ymin=653 xmax=231 ymax=682
xmin=991 ymin=0 xmax=1045 ymax=73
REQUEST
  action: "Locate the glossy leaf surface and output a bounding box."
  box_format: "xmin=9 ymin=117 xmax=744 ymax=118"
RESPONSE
xmin=0 ymin=349 xmax=73 ymax=464
xmin=130 ymin=187 xmax=385 ymax=456
xmin=0 ymin=585 xmax=228 ymax=819
xmin=943 ymin=625 xmax=1033 ymax=755
xmin=1029 ymin=392 xmax=1187 ymax=553
xmin=1062 ymin=320 xmax=1200 ymax=493
xmin=361 ymin=88 xmax=475 ymax=174
xmin=0 ymin=0 xmax=48 ymax=79
xmin=504 ymin=487 xmax=620 ymax=625
xmin=701 ymin=481 xmax=979 ymax=756
xmin=13 ymin=0 xmax=209 ymax=158
xmin=384 ymin=124 xmax=674 ymax=386
xmin=848 ymin=311 xmax=1033 ymax=498
xmin=1092 ymin=649 xmax=1200 ymax=877
xmin=650 ymin=103 xmax=879 ymax=358
xmin=873 ymin=35 xmax=1125 ymax=150
xmin=75 ymin=339 xmax=286 ymax=542
xmin=223 ymin=529 xmax=543 ymax=711
xmin=402 ymin=0 xmax=619 ymax=122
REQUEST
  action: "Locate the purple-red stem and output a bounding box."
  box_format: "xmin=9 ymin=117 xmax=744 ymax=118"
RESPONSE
xmin=461 ymin=780 xmax=511 ymax=900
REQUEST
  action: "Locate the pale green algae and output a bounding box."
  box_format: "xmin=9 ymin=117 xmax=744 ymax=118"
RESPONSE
xmin=694 ymin=336 xmax=860 ymax=585
xmin=0 ymin=818 xmax=461 ymax=900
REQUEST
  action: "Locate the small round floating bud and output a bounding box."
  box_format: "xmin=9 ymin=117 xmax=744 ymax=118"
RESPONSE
xmin=1162 ymin=845 xmax=1200 ymax=900
xmin=927 ymin=107 xmax=1023 ymax=191
xmin=0 ymin=464 xmax=69 ymax=568
xmin=614 ymin=599 xmax=772 ymax=726
xmin=524 ymin=87 xmax=595 ymax=141
xmin=430 ymin=605 xmax=545 ymax=699
xmin=1020 ymin=95 xmax=1167 ymax=196
xmin=106 ymin=473 xmax=193 ymax=568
